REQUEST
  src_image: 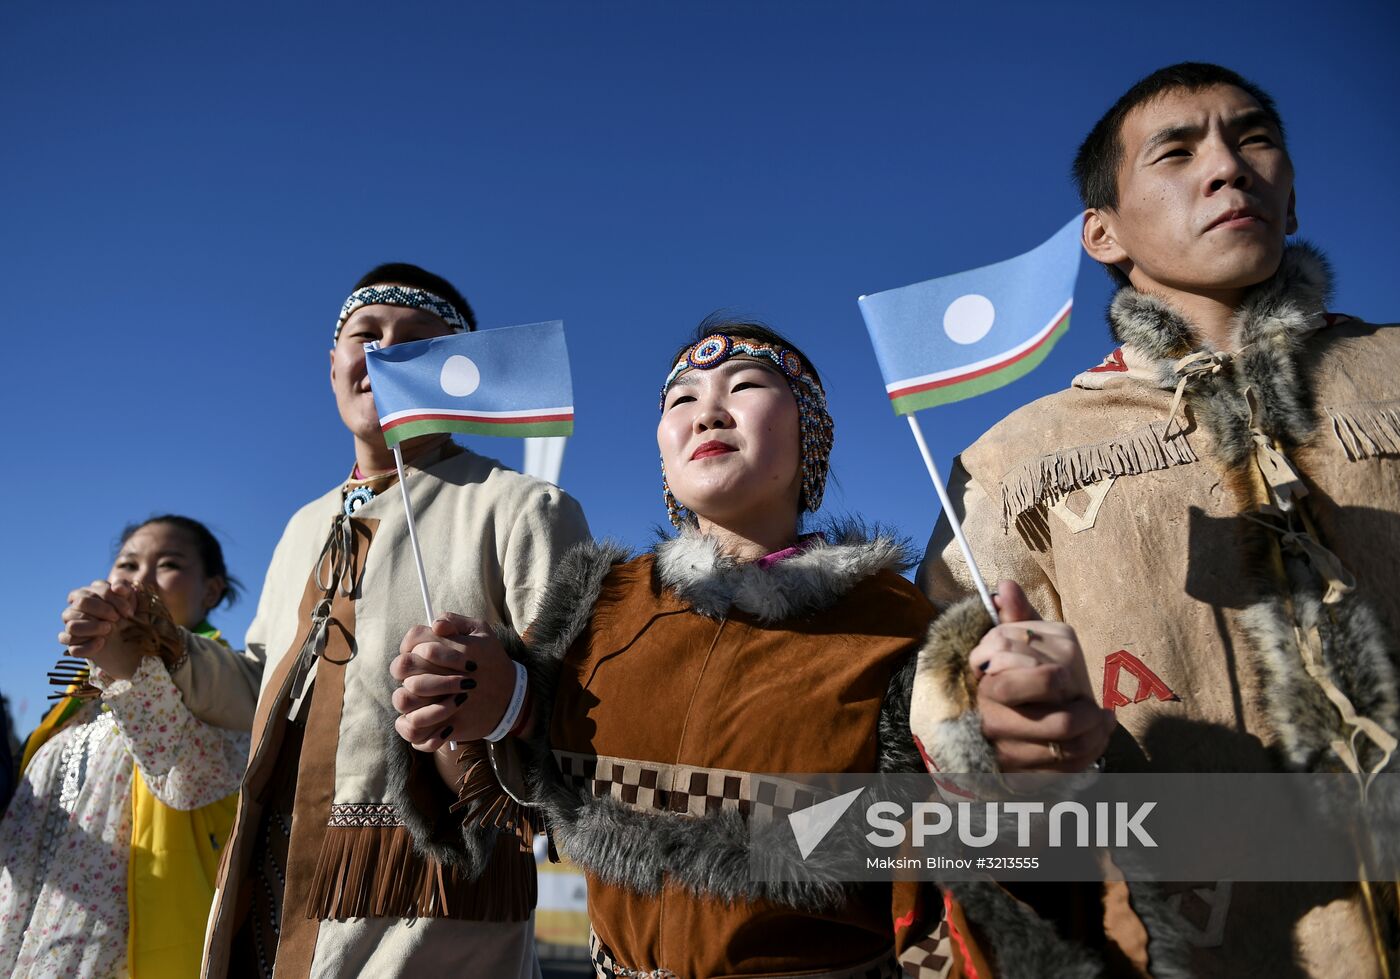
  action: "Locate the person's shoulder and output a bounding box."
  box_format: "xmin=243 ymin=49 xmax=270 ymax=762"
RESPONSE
xmin=435 ymin=447 xmax=588 ymax=517
xmin=959 ymin=381 xmax=1104 ymax=476
xmin=1305 ymin=314 xmax=1400 ymax=396
xmin=957 ymin=345 xmax=1172 ymax=485
xmin=1314 ymin=314 xmax=1400 ymax=348
xmin=282 ymin=483 xmax=344 ymax=535
xmin=860 ymin=568 xmax=936 ymax=622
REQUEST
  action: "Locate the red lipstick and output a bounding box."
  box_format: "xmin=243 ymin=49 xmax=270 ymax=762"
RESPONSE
xmin=691 ymin=440 xmax=736 ymax=460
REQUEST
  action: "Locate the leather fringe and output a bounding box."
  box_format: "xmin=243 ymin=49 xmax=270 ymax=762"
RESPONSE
xmin=1326 ymin=400 xmax=1400 ymax=461
xmin=452 ymin=749 xmax=543 ymax=850
xmin=999 ymin=422 xmax=1198 ymax=529
xmin=303 ymin=824 xmax=536 ymax=922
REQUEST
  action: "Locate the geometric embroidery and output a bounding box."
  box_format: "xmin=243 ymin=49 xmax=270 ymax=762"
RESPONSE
xmin=326 ymin=802 xmax=403 ymax=827
xmin=1163 ymin=880 xmax=1232 ymax=947
xmin=589 ymin=928 xmax=903 ymax=979
xmin=1102 ymin=649 xmax=1178 ymax=710
xmin=1047 ymin=477 xmax=1116 ymax=534
xmin=554 ymin=750 xmax=820 ymax=823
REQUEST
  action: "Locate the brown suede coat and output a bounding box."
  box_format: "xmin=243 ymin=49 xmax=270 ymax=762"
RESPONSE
xmin=494 ymin=529 xmax=1006 ymax=979
xmin=554 ymin=553 xmax=926 ymax=977
xmin=918 ymin=246 xmax=1400 ymax=978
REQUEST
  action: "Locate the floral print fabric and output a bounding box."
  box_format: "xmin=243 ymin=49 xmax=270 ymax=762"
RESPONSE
xmin=0 ymin=656 xmax=248 ymax=978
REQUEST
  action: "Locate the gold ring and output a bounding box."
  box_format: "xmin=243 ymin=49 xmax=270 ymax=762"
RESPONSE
xmin=1048 ymin=741 xmax=1064 ymax=763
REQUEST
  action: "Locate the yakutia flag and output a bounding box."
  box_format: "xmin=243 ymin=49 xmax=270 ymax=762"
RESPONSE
xmin=364 ymin=320 xmax=574 ymax=446
xmin=858 ymin=216 xmax=1082 ymax=414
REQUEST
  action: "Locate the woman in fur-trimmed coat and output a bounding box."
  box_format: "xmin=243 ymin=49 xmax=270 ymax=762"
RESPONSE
xmin=390 ymin=319 xmax=1134 ymax=978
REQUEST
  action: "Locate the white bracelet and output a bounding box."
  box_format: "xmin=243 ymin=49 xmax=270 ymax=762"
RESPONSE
xmin=483 ymin=661 xmax=529 ymax=743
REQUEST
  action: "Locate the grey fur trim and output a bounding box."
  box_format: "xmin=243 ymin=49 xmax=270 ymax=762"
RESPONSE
xmin=1240 ymin=589 xmax=1400 ymax=775
xmin=1110 ymin=242 xmax=1332 ymax=360
xmin=877 ymin=652 xmax=924 ymax=776
xmin=538 ymin=784 xmax=858 ymax=911
xmin=381 ymin=698 xmax=496 ymax=876
xmin=947 ymin=881 xmax=1104 ymax=979
xmin=910 ymin=596 xmax=1000 ymax=774
xmin=1110 ymin=242 xmax=1332 ymax=468
xmin=1108 ymin=288 xmax=1197 ymax=361
xmin=1124 ymin=881 xmax=1195 ymax=979
xmin=654 ymin=521 xmax=914 ymax=622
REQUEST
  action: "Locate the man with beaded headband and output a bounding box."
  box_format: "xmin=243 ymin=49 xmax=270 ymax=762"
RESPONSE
xmin=72 ymin=262 xmax=591 ymax=978
xmin=389 ymin=316 xmax=1113 ymax=977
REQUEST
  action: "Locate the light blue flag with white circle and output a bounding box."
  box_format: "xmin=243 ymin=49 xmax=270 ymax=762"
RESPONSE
xmin=858 ymin=216 xmax=1083 ymax=414
xmin=364 ymin=320 xmax=574 ymax=447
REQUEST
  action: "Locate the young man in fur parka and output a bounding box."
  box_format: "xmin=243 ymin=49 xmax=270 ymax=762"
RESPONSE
xmin=917 ymin=62 xmax=1400 ymax=978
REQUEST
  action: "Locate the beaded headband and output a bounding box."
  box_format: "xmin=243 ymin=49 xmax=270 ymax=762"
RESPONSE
xmin=660 ymin=333 xmax=835 ymax=528
xmin=334 ymin=284 xmax=471 ymax=342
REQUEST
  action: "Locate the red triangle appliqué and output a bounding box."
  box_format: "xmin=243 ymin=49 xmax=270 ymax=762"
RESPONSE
xmin=1102 ymin=649 xmax=1177 ymax=710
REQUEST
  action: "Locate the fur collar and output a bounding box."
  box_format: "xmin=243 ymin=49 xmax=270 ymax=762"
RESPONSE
xmin=1107 ymin=242 xmax=1333 ymax=466
xmin=653 ymin=522 xmax=914 ymax=622
xmin=1108 ymin=241 xmax=1333 ymax=364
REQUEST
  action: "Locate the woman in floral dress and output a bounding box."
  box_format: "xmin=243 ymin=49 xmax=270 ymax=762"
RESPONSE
xmin=0 ymin=515 xmax=250 ymax=978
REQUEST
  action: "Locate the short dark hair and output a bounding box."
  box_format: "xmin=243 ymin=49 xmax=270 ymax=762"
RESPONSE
xmin=666 ymin=312 xmax=825 ymax=391
xmin=1072 ymin=62 xmax=1287 ymax=213
xmin=353 ymin=262 xmax=477 ymax=332
xmin=117 ymin=515 xmax=241 ymax=609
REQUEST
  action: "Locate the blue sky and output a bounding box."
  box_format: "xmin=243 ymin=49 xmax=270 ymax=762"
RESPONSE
xmin=3 ymin=0 xmax=1398 ymax=734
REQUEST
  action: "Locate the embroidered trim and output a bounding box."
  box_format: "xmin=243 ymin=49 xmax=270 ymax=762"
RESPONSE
xmin=555 ymin=749 xmax=820 ymax=821
xmin=326 ymin=802 xmax=403 ymax=828
xmin=998 ymin=421 xmax=1199 ymax=530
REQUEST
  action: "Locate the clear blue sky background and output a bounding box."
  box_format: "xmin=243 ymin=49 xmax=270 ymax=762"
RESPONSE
xmin=4 ymin=1 xmax=1398 ymax=735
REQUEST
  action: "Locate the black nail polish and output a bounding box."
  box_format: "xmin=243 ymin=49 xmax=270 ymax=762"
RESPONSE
xmin=454 ymin=693 xmax=469 ymax=706
xmin=460 ymin=678 xmax=476 ymax=690
xmin=464 ymin=660 xmax=477 ymax=672
xmin=439 ymin=725 xmax=453 ymax=738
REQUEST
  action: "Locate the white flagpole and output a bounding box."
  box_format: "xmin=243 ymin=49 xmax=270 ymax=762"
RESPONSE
xmin=391 ymin=443 xmax=435 ymax=623
xmin=905 ymin=414 xmax=999 ymax=622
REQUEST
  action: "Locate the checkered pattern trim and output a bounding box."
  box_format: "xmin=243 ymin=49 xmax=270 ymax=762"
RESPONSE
xmin=326 ymin=803 xmax=403 ymax=828
xmin=589 ymin=930 xmax=900 ymax=979
xmin=897 ymin=918 xmax=954 ymax=979
xmin=554 ymin=750 xmax=820 ymax=821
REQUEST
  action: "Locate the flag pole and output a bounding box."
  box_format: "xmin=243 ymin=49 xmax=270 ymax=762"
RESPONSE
xmin=905 ymin=414 xmax=999 ymax=623
xmin=391 ymin=443 xmax=436 ymax=623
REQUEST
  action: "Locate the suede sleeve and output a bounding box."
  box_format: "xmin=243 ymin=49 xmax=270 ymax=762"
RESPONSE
xmin=916 ymin=456 xmax=1064 ymax=622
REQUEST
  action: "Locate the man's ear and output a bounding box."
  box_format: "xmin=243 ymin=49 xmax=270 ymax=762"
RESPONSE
xmin=1082 ymin=209 xmax=1130 ymax=268
xmin=1285 ymin=188 xmax=1298 ymax=235
xmin=329 ymin=347 xmax=337 ymax=385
